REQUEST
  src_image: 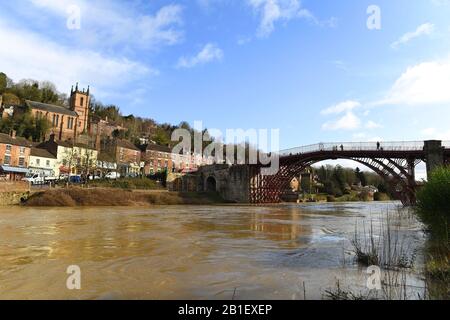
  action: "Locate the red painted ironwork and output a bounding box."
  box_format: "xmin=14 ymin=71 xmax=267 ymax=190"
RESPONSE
xmin=249 ymin=141 xmax=450 ymax=206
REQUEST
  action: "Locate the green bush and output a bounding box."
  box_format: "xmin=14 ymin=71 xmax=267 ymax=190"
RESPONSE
xmin=417 ymin=167 xmax=450 ymax=215
xmin=416 ymin=167 xmax=450 ymax=241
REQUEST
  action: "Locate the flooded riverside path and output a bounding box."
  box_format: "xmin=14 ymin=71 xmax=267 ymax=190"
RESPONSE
xmin=0 ymin=202 xmax=427 ymax=300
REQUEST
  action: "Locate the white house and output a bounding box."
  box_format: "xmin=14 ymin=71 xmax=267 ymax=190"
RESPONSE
xmin=37 ymin=135 xmax=98 ymax=177
xmin=29 ymin=148 xmax=57 ymax=177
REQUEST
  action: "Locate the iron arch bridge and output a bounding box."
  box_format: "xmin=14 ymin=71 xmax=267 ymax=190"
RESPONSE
xmin=248 ymin=140 xmax=450 ymax=206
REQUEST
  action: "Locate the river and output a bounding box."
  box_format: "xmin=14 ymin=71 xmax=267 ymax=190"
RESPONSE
xmin=0 ymin=202 xmax=428 ymax=300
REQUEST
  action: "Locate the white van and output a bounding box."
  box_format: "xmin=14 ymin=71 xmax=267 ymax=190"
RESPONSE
xmin=105 ymin=172 xmax=121 ymax=180
xmin=23 ymin=173 xmax=46 ymax=185
xmin=23 ymin=172 xmax=57 ymax=185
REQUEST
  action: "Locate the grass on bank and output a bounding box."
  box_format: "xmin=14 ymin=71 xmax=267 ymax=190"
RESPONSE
xmin=88 ymin=178 xmax=163 ymax=190
xmin=24 ymin=188 xmax=225 ymax=207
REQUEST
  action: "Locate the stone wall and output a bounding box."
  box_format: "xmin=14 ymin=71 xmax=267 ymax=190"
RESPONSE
xmin=167 ymin=165 xmax=251 ymax=203
xmin=424 ymin=140 xmax=444 ymax=176
xmin=0 ymin=181 xmax=30 ymax=205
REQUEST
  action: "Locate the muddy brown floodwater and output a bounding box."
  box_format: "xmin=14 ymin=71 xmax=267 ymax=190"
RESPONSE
xmin=0 ymin=202 xmax=428 ymax=300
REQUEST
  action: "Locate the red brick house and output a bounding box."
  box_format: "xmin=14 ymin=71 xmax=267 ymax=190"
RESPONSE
xmin=0 ymin=131 xmax=32 ymax=181
xmin=102 ymin=139 xmax=142 ymax=177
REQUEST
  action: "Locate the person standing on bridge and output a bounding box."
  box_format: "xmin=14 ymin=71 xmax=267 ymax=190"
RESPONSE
xmin=340 ymin=144 xmax=344 ymax=151
xmin=377 ymin=141 xmax=381 ymax=150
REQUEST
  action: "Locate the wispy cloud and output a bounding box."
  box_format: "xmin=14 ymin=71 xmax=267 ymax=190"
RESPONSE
xmin=322 ymin=111 xmax=361 ymax=131
xmin=321 ymin=100 xmax=361 ymax=115
xmin=0 ymin=21 xmax=152 ymax=98
xmin=365 ymin=120 xmax=382 ymax=129
xmin=26 ymin=0 xmax=184 ymax=50
xmin=247 ymin=0 xmax=335 ymax=37
xmin=177 ymin=43 xmax=224 ymax=69
xmin=421 ymin=127 xmax=450 ymax=140
xmin=391 ymin=23 xmax=434 ymax=49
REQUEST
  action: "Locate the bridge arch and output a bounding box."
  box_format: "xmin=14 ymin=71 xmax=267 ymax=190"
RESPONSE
xmin=250 ymin=153 xmax=424 ymax=206
xmin=205 ymin=176 xmax=218 ymax=192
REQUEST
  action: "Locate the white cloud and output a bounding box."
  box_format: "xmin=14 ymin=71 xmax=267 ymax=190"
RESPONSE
xmin=365 ymin=120 xmax=382 ymax=129
xmin=421 ymin=128 xmax=450 ymax=140
xmin=391 ymin=23 xmax=434 ymax=49
xmin=321 ymin=100 xmax=361 ymax=115
xmin=0 ymin=21 xmax=151 ymax=98
xmin=322 ymin=111 xmax=361 ymax=131
xmin=376 ymin=57 xmax=450 ymax=106
xmin=27 ymin=0 xmax=184 ymax=49
xmin=177 ymin=43 xmax=224 ymax=69
xmin=247 ymin=0 xmax=333 ymax=37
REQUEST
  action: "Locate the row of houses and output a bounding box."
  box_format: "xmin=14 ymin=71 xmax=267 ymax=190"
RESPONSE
xmin=0 ymin=130 xmax=211 ymax=181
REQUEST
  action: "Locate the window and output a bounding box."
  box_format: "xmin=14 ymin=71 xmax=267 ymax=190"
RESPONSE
xmin=19 ymin=157 xmax=25 ymax=167
xmin=4 ymin=155 xmax=11 ymax=165
xmin=5 ymin=145 xmax=12 ymax=154
xmin=53 ymin=114 xmax=59 ymax=127
xmin=46 ymin=160 xmax=50 ymax=167
xmin=36 ymin=159 xmax=41 ymax=166
xmin=80 ymin=97 xmax=84 ymax=107
xmin=20 ymin=147 xmax=25 ymax=155
xmin=67 ymin=117 xmax=74 ymax=130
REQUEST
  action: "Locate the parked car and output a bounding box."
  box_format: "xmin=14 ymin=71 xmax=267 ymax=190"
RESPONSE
xmin=69 ymin=175 xmax=82 ymax=184
xmin=105 ymin=172 xmax=121 ymax=180
xmin=58 ymin=174 xmax=69 ymax=181
xmin=88 ymin=174 xmax=102 ymax=181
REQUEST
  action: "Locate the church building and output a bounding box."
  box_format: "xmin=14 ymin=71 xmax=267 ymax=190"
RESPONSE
xmin=27 ymin=83 xmax=90 ymax=141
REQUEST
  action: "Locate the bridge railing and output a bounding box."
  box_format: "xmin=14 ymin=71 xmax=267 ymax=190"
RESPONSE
xmin=279 ymin=141 xmax=428 ymax=157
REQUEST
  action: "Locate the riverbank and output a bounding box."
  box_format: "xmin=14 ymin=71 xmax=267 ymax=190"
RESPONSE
xmin=24 ymin=188 xmax=225 ymax=207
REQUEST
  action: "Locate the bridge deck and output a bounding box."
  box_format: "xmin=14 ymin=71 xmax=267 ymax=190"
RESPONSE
xmin=280 ymin=141 xmax=450 ymax=158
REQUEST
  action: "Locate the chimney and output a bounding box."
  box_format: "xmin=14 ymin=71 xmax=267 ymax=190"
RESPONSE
xmin=10 ymin=130 xmax=16 ymax=139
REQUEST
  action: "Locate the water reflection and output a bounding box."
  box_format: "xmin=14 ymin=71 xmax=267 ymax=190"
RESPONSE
xmin=0 ymin=203 xmax=426 ymax=300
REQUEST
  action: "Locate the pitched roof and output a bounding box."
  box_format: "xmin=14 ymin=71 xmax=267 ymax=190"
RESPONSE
xmin=25 ymin=100 xmax=78 ymax=117
xmin=0 ymin=133 xmax=33 ymax=147
xmin=55 ymin=140 xmax=96 ymax=150
xmin=116 ymin=139 xmax=140 ymax=151
xmin=30 ymin=147 xmax=57 ymax=159
xmin=146 ymin=143 xmax=172 ymax=153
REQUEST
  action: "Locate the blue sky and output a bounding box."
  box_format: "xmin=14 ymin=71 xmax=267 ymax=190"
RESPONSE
xmin=1 ymin=0 xmax=450 ymax=153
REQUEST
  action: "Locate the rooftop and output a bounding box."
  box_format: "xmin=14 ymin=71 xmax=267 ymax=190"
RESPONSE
xmin=25 ymin=100 xmax=78 ymax=117
xmin=146 ymin=143 xmax=172 ymax=153
xmin=116 ymin=139 xmax=140 ymax=151
xmin=0 ymin=133 xmax=33 ymax=147
xmin=31 ymin=147 xmax=57 ymax=159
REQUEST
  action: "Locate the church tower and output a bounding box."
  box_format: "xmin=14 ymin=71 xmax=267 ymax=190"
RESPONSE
xmin=70 ymin=83 xmax=90 ymax=134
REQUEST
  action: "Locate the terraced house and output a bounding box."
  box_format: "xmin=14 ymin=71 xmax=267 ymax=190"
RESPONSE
xmin=102 ymin=139 xmax=142 ymax=177
xmin=0 ymin=131 xmax=32 ymax=181
xmin=143 ymin=144 xmax=173 ymax=175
